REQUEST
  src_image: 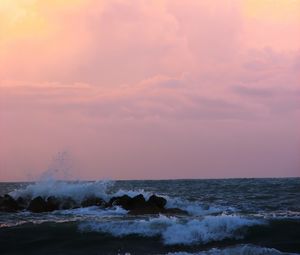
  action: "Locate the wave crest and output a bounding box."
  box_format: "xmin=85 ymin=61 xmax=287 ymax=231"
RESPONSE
xmin=8 ymin=180 xmax=229 ymax=216
xmin=167 ymin=244 xmax=297 ymax=255
xmin=79 ymin=215 xmax=262 ymax=245
xmin=9 ymin=180 xmax=114 ymax=202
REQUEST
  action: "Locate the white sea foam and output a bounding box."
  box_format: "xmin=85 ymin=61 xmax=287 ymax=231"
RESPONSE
xmin=9 ymin=180 xmax=114 ymax=202
xmin=9 ymin=180 xmax=226 ymax=217
xmin=251 ymin=211 xmax=300 ymax=219
xmin=9 ymin=180 xmax=299 ymax=221
xmin=9 ymin=180 xmax=154 ymax=203
xmin=166 ymin=244 xmax=298 ymax=255
xmin=58 ymin=206 xmax=128 ymax=216
xmin=79 ymin=215 xmax=171 ymax=237
xmin=79 ymin=215 xmax=262 ymax=245
xmin=165 ymin=196 xmax=233 ymax=216
xmin=162 ymin=215 xmax=261 ymax=245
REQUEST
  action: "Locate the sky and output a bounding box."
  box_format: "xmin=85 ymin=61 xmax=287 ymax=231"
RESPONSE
xmin=0 ymin=0 xmax=299 ymax=181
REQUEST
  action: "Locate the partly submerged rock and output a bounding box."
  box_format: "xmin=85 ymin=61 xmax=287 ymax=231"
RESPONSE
xmin=109 ymin=195 xmax=132 ymax=210
xmin=108 ymin=193 xmax=187 ymax=215
xmin=27 ymin=196 xmax=74 ymax=212
xmin=27 ymin=196 xmax=47 ymax=213
xmin=109 ymin=194 xmax=147 ymax=211
xmin=130 ymin=194 xmax=147 ymax=209
xmin=81 ymin=196 xmax=105 ymax=207
xmin=16 ymin=196 xmax=30 ymax=210
xmin=0 ymin=194 xmax=20 ymax=212
xmin=60 ymin=197 xmax=78 ymax=210
xmin=46 ymin=196 xmax=61 ymax=211
xmin=1 ymin=191 xmax=187 ymax=216
xmin=147 ymin=195 xmax=167 ymax=209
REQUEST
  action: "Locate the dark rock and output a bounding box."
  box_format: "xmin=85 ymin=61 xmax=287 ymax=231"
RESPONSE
xmin=127 ymin=194 xmax=164 ymax=215
xmin=127 ymin=193 xmax=187 ymax=216
xmin=16 ymin=197 xmax=30 ymax=210
xmin=46 ymin=196 xmax=60 ymax=211
xmin=147 ymin=195 xmax=167 ymax=209
xmin=109 ymin=194 xmax=147 ymax=210
xmin=130 ymin=194 xmax=146 ymax=209
xmin=27 ymin=196 xmax=47 ymax=213
xmin=60 ymin=197 xmax=78 ymax=210
xmin=109 ymin=195 xmax=132 ymax=210
xmin=109 ymin=193 xmax=185 ymax=216
xmin=0 ymin=194 xmax=19 ymax=212
xmin=108 ymin=196 xmax=117 ymax=206
xmin=81 ymin=196 xmax=105 ymax=207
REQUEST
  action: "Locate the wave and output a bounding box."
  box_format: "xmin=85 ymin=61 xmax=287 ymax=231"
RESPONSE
xmin=8 ymin=179 xmax=155 ymax=203
xmin=0 ymin=206 xmax=128 ymax=229
xmin=79 ymin=214 xmax=262 ymax=245
xmin=9 ymin=180 xmax=115 ymax=202
xmin=250 ymin=211 xmax=300 ymax=219
xmin=2 ymin=179 xmax=300 ymax=255
xmin=8 ymin=180 xmax=234 ymax=217
xmin=1 ymin=218 xmax=299 ymax=254
xmin=58 ymin=205 xmax=128 ymax=216
xmin=165 ymin=196 xmax=234 ymax=216
xmin=166 ymin=244 xmax=299 ymax=255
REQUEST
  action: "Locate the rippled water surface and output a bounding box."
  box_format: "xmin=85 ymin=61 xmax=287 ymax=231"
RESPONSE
xmin=0 ymin=178 xmax=299 ymax=255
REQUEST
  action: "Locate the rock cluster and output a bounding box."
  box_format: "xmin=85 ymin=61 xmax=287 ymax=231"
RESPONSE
xmin=0 ymin=195 xmax=19 ymax=212
xmin=0 ymin=193 xmax=187 ymax=215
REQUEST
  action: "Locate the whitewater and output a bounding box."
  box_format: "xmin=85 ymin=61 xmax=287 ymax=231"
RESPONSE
xmin=0 ymin=178 xmax=299 ymax=254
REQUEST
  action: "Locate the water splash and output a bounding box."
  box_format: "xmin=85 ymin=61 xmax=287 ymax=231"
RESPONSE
xmin=39 ymin=151 xmax=73 ymax=181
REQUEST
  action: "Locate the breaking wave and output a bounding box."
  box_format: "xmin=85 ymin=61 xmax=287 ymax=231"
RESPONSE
xmin=79 ymin=214 xmax=262 ymax=245
xmin=167 ymin=244 xmax=298 ymax=255
xmin=9 ymin=180 xmax=115 ymax=202
xmin=2 ymin=178 xmax=300 ymax=254
xmin=8 ymin=180 xmax=227 ymax=216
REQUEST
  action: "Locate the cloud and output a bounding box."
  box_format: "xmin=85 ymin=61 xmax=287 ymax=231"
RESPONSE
xmin=0 ymin=75 xmax=253 ymax=121
xmin=0 ymin=0 xmax=300 ymax=180
xmin=0 ymin=0 xmax=252 ymax=84
xmin=233 ymin=86 xmax=273 ymax=97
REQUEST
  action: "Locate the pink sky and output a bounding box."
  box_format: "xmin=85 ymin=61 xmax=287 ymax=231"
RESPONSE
xmin=0 ymin=0 xmax=299 ymax=181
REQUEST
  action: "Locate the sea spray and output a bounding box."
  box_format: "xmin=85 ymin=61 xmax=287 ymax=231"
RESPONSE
xmin=1 ymin=179 xmax=300 ymax=254
xmin=79 ymin=215 xmax=263 ymax=245
xmin=166 ymin=244 xmax=297 ymax=255
xmin=39 ymin=151 xmax=74 ymax=181
xmin=9 ymin=179 xmax=227 ymax=217
xmin=9 ymin=180 xmax=115 ymax=202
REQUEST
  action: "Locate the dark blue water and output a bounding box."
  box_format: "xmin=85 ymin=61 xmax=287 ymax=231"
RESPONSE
xmin=0 ymin=178 xmax=299 ymax=254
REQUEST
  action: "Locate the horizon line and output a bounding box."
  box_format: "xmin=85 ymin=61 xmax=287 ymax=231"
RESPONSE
xmin=0 ymin=176 xmax=299 ymax=183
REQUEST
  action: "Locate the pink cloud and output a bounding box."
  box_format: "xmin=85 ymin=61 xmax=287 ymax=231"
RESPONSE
xmin=0 ymin=0 xmax=299 ymax=180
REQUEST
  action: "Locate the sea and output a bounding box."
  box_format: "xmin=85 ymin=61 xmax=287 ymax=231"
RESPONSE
xmin=0 ymin=178 xmax=299 ymax=255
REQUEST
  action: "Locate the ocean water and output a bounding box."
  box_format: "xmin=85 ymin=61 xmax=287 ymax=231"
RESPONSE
xmin=0 ymin=178 xmax=299 ymax=255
